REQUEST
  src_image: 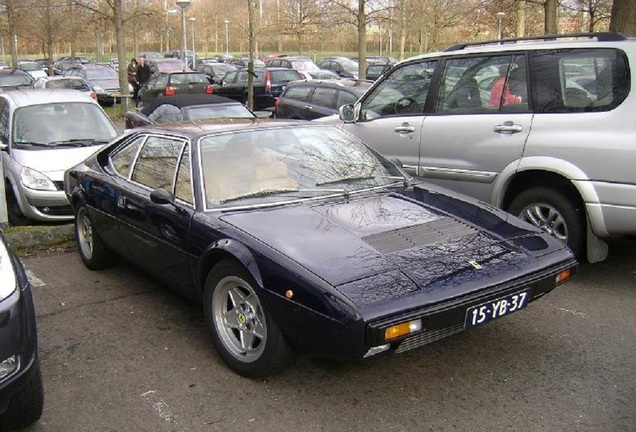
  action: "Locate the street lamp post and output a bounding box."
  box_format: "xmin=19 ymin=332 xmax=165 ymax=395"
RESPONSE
xmin=189 ymin=17 xmax=196 ymax=66
xmin=175 ymin=0 xmax=192 ymax=70
xmin=497 ymin=12 xmax=505 ymax=42
xmin=224 ymin=19 xmax=230 ymax=57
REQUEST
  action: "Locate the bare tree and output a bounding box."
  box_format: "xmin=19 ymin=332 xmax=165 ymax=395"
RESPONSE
xmin=279 ymin=0 xmax=322 ymax=54
xmin=610 ymin=0 xmax=636 ymax=36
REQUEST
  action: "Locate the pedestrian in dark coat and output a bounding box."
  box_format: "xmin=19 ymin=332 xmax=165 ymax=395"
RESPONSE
xmin=135 ymin=57 xmax=152 ymax=103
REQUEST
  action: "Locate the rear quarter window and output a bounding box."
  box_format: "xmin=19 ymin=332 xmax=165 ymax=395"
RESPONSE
xmin=284 ymin=85 xmax=312 ymax=101
xmin=270 ymin=70 xmax=302 ymax=83
xmin=531 ymin=48 xmax=629 ymax=113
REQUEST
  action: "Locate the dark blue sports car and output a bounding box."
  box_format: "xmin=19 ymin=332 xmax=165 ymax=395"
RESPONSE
xmin=64 ymin=120 xmax=577 ymax=378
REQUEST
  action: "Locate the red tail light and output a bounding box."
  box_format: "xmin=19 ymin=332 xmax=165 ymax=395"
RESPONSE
xmin=165 ymin=86 xmax=176 ymax=96
xmin=205 ymin=84 xmax=213 ymax=94
xmin=89 ymin=91 xmax=97 ymax=100
xmin=265 ymin=72 xmax=272 ymax=94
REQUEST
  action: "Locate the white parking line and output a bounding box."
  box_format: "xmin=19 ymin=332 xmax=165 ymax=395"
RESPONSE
xmin=141 ymin=390 xmax=183 ymax=431
xmin=25 ymin=269 xmax=46 ymax=287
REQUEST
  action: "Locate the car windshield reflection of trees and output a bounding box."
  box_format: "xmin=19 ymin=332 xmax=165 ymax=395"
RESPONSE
xmin=200 ymin=126 xmax=406 ymax=208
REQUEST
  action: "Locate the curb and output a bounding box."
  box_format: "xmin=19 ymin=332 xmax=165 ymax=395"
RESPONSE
xmin=4 ymin=224 xmax=75 ymax=253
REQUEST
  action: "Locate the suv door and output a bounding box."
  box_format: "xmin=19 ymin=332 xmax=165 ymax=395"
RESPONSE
xmin=340 ymin=60 xmax=437 ymax=175
xmin=420 ymin=54 xmax=533 ymax=203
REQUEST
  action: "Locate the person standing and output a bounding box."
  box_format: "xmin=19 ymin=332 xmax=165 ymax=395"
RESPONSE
xmin=135 ymin=57 xmax=151 ymax=104
xmin=127 ymin=58 xmax=138 ymax=101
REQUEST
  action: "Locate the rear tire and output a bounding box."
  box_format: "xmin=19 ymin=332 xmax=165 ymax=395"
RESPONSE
xmin=0 ymin=359 xmax=44 ymax=430
xmin=75 ymin=205 xmax=119 ymax=270
xmin=203 ymin=260 xmax=292 ymax=378
xmin=508 ymin=187 xmax=585 ymax=258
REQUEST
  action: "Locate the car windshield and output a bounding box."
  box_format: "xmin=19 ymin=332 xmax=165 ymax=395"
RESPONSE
xmin=156 ymin=60 xmax=185 ymax=72
xmin=199 ymin=125 xmax=406 ymax=208
xmin=19 ymin=62 xmax=41 ymax=71
xmin=184 ymin=104 xmax=256 ymax=121
xmin=0 ymin=74 xmax=32 ymax=87
xmin=12 ymin=102 xmax=118 ymax=147
xmin=46 ymin=79 xmax=90 ymax=91
xmin=290 ymin=60 xmax=319 ymax=71
xmin=85 ymin=67 xmax=118 ymax=80
xmin=339 ymin=58 xmax=359 ymax=72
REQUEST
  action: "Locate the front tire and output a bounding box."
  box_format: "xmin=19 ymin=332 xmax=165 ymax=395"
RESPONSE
xmin=75 ymin=205 xmax=119 ymax=270
xmin=508 ymin=187 xmax=585 ymax=258
xmin=5 ymin=185 xmax=30 ymax=226
xmin=0 ymin=360 xmax=44 ymax=430
xmin=203 ymin=260 xmax=292 ymax=378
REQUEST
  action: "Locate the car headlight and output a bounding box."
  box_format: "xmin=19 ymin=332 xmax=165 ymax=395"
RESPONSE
xmin=20 ymin=166 xmax=57 ymax=191
xmin=93 ymin=86 xmax=105 ymax=93
xmin=0 ymin=239 xmax=17 ymax=300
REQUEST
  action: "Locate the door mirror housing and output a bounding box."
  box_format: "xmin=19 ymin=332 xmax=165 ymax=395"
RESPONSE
xmin=339 ymin=104 xmax=356 ymax=123
xmin=150 ymin=188 xmax=175 ymax=205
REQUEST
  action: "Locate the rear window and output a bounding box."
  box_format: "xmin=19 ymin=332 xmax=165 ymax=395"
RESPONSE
xmin=169 ymin=73 xmax=208 ymax=84
xmin=283 ymin=85 xmax=312 ymax=101
xmin=531 ymin=48 xmax=629 ymax=113
xmin=269 ymin=70 xmax=303 ymax=83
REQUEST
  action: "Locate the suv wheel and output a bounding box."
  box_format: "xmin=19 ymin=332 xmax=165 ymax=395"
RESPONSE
xmin=508 ymin=187 xmax=585 ymax=259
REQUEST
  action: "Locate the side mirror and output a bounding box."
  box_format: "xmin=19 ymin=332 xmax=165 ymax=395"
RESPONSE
xmin=339 ymin=104 xmax=356 ymax=123
xmin=150 ymin=188 xmax=175 ymax=205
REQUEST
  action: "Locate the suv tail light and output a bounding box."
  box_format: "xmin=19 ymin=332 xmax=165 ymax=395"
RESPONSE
xmin=265 ymin=71 xmax=272 ymax=94
xmin=205 ymin=84 xmax=213 ymax=94
xmin=164 ymin=86 xmax=176 ymax=96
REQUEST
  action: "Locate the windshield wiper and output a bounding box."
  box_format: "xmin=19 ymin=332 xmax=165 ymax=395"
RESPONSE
xmin=48 ymin=138 xmax=104 ymax=147
xmin=316 ymin=175 xmax=376 ymax=186
xmin=219 ymin=188 xmax=300 ymax=204
xmin=13 ymin=141 xmax=54 ymax=147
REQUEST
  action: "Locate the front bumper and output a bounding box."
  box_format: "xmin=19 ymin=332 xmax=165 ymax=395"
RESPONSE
xmin=0 ymin=249 xmax=39 ymax=413
xmin=14 ymin=183 xmax=73 ymax=221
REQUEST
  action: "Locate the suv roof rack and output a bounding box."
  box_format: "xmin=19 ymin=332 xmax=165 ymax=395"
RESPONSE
xmin=445 ymin=32 xmax=627 ymax=52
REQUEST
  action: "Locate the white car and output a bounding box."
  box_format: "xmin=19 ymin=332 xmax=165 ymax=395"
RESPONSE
xmin=17 ymin=61 xmax=48 ymax=79
xmin=0 ymin=89 xmax=119 ymax=225
xmin=32 ymin=76 xmax=97 ymax=101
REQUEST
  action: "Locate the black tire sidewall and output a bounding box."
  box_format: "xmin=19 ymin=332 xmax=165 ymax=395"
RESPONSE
xmin=74 ymin=206 xmax=118 ymax=270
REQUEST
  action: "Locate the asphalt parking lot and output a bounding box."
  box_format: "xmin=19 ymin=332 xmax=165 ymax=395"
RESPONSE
xmin=15 ymin=236 xmax=636 ymax=432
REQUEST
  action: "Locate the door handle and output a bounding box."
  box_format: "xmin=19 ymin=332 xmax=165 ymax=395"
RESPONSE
xmin=493 ymin=121 xmax=523 ymax=134
xmin=303 ymin=106 xmax=313 ymax=110
xmin=394 ymin=123 xmax=415 ymax=134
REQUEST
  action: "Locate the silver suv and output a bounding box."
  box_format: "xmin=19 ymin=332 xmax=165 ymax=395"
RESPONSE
xmin=326 ymin=32 xmax=635 ymax=262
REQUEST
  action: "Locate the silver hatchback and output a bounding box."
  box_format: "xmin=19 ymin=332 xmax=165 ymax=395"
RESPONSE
xmin=1 ymin=89 xmax=119 ymax=225
xmin=326 ymin=32 xmax=635 ymax=263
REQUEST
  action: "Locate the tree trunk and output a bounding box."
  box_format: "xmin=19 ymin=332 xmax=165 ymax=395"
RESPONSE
xmin=516 ymin=0 xmax=525 ymax=37
xmin=114 ymin=0 xmax=129 ymax=97
xmin=358 ymin=0 xmax=367 ymax=80
xmin=544 ymin=0 xmax=558 ymax=35
xmin=610 ymin=0 xmax=636 ymax=36
xmin=247 ymin=0 xmax=256 ymax=111
xmin=399 ymin=0 xmax=406 ymax=60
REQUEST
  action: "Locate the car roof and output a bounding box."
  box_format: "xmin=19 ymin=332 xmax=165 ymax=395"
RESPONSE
xmin=289 ymin=79 xmax=371 ymax=91
xmin=0 ymin=89 xmax=97 ymax=106
xmin=140 ymin=94 xmax=240 ymax=115
xmin=403 ymin=32 xmax=636 ymax=65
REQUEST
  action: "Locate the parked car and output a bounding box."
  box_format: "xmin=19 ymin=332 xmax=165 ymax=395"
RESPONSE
xmin=274 ymin=79 xmax=371 ymax=120
xmin=164 ymin=49 xmax=195 ymax=68
xmin=213 ymin=67 xmax=303 ymax=109
xmin=108 ymin=58 xmax=119 ymax=72
xmin=17 ymin=61 xmax=48 ymax=79
xmin=316 ymin=56 xmax=360 ymax=79
xmin=321 ymin=32 xmax=636 ymax=262
xmin=0 ymin=70 xmax=34 ymax=91
xmin=211 ymin=54 xmax=235 ymax=63
xmin=299 ymin=69 xmax=342 ymax=80
xmin=137 ymin=71 xmax=213 ymax=105
xmin=147 ymin=58 xmax=187 ymax=75
xmin=138 ymin=52 xmax=164 ymax=60
xmin=125 ymin=94 xmax=257 ymax=128
xmin=1 ymin=89 xmax=119 ymax=225
xmin=228 ymin=57 xmax=266 ymax=68
xmin=31 ymin=76 xmax=97 ymax=100
xmin=266 ymin=56 xmax=319 ymax=73
xmin=196 ymin=62 xmax=237 ymax=84
xmin=64 ymin=119 xmax=577 ymax=378
xmin=65 ymin=63 xmax=128 ymax=104
xmin=361 ymin=55 xmax=398 ymax=65
xmin=366 ymin=62 xmax=392 ymax=81
xmin=0 ymin=229 xmax=44 ymax=429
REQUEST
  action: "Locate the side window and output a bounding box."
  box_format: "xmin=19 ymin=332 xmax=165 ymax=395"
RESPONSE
xmin=236 ymin=71 xmax=249 ymax=84
xmin=0 ymin=101 xmax=8 ymax=144
xmin=337 ymin=90 xmax=358 ymax=107
xmin=110 ymin=135 xmax=146 ymax=178
xmin=284 ymin=85 xmax=312 ymax=101
xmin=223 ymin=71 xmax=237 ymax=84
xmin=312 ymin=87 xmax=338 ymax=109
xmin=175 ymin=143 xmax=193 ymax=204
xmin=531 ymin=48 xmax=629 ymax=112
xmin=359 ymin=60 xmax=436 ymax=121
xmin=435 ymin=55 xmax=529 ymax=113
xmin=131 ymin=136 xmax=184 ymax=191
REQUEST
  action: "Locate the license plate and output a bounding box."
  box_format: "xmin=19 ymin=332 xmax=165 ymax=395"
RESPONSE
xmin=464 ymin=289 xmax=531 ymax=329
xmin=111 ymin=92 xmax=121 ymax=97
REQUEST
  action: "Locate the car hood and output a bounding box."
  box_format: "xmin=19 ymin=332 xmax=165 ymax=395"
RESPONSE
xmin=11 ymin=146 xmax=104 ymax=181
xmin=220 ymin=190 xmax=569 ymax=307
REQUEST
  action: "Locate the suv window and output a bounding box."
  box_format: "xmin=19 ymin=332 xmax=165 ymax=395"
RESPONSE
xmin=312 ymin=87 xmax=337 ymax=109
xmin=337 ymin=89 xmax=358 ymax=107
xmin=531 ymin=48 xmax=629 ymax=112
xmin=435 ymin=55 xmax=529 ymax=113
xmin=359 ymin=60 xmax=436 ymax=120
